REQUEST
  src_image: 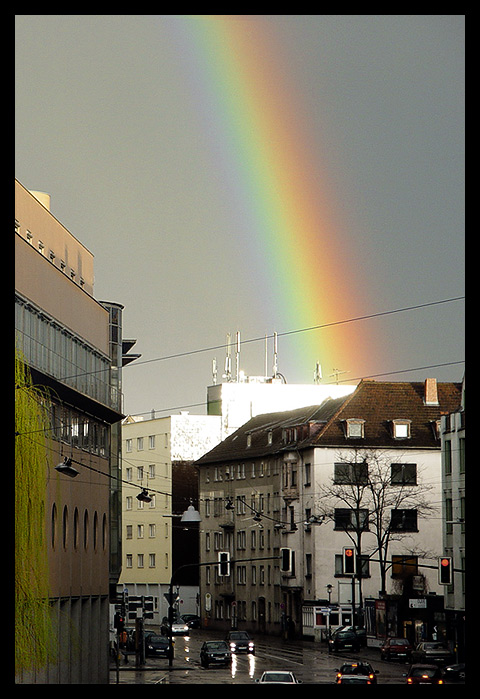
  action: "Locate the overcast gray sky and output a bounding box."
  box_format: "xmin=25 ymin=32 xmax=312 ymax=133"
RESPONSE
xmin=15 ymin=15 xmax=464 ymax=417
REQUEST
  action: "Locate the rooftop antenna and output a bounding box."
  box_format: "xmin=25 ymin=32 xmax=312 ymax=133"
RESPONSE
xmin=223 ymin=333 xmax=232 ymax=381
xmin=212 ymin=358 xmax=217 ymax=385
xmin=314 ymin=362 xmax=322 ymax=384
xmin=264 ymin=333 xmax=268 ymax=378
xmin=273 ymin=332 xmax=278 ymax=379
xmin=329 ymin=368 xmax=349 ymax=385
xmin=235 ymin=331 xmax=241 ymax=382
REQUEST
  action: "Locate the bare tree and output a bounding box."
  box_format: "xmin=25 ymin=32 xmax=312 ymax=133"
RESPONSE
xmin=317 ymin=448 xmax=438 ymax=596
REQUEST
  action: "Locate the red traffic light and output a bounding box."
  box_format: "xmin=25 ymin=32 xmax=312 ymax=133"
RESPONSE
xmin=343 ymin=547 xmax=356 ymax=574
xmin=438 ymin=556 xmax=452 ymax=585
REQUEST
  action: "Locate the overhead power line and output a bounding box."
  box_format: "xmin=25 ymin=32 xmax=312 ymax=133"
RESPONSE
xmin=58 ymin=295 xmax=464 ymax=380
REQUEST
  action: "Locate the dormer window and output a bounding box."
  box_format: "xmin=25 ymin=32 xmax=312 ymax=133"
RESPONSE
xmin=246 ymin=434 xmax=252 ymax=448
xmin=392 ymin=420 xmax=411 ymax=439
xmin=345 ymin=419 xmax=365 ymax=439
xmin=267 ymin=430 xmax=273 ymax=445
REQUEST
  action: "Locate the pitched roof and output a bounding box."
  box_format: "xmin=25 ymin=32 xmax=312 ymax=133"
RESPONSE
xmin=195 ymin=400 xmax=343 ymax=465
xmin=312 ymin=379 xmax=462 ymax=448
xmin=195 ymin=379 xmax=462 ymax=465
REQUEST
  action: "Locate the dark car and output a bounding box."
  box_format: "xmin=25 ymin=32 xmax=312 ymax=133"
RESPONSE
xmin=443 ymin=663 xmax=465 ymax=681
xmin=180 ymin=614 xmax=200 ymax=629
xmin=225 ymin=630 xmax=255 ymax=654
xmin=335 ymin=661 xmax=379 ymax=685
xmin=411 ymin=641 xmax=454 ymax=666
xmin=200 ymin=640 xmax=232 ymax=667
xmin=405 ymin=664 xmax=444 ymax=684
xmin=337 ymin=675 xmax=375 ymax=684
xmin=329 ymin=628 xmax=361 ymax=653
xmin=380 ymin=637 xmax=413 ymax=662
xmin=145 ymin=634 xmax=170 ymax=658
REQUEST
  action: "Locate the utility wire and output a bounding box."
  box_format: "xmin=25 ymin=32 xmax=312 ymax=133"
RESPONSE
xmin=58 ymin=295 xmax=464 ymax=380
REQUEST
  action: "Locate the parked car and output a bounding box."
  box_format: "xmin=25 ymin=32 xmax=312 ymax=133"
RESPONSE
xmin=404 ymin=664 xmax=445 ymax=684
xmin=180 ymin=613 xmax=200 ymax=629
xmin=335 ymin=661 xmax=379 ymax=684
xmin=145 ymin=634 xmax=170 ymax=658
xmin=411 ymin=641 xmax=454 ymax=666
xmin=329 ymin=627 xmax=361 ymax=653
xmin=256 ymin=671 xmax=301 ymax=684
xmin=443 ymin=663 xmax=465 ymax=681
xmin=380 ymin=637 xmax=413 ymax=662
xmin=225 ymin=630 xmax=255 ymax=654
xmin=200 ymin=640 xmax=231 ymax=667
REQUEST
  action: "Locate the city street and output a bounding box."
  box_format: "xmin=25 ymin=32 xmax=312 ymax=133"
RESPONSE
xmin=110 ymin=629 xmax=429 ymax=685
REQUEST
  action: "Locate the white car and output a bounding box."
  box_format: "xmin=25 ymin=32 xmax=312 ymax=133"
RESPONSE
xmin=256 ymin=671 xmax=301 ymax=684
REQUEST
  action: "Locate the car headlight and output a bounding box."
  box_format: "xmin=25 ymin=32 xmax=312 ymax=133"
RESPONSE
xmin=249 ymin=643 xmax=254 ymax=650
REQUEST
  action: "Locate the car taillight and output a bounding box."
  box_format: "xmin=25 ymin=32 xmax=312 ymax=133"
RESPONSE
xmin=368 ymin=674 xmax=374 ymax=680
xmin=438 ymin=680 xmax=444 ymax=685
xmin=407 ymin=678 xmax=413 ymax=684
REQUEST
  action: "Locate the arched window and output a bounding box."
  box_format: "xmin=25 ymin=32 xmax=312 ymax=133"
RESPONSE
xmin=102 ymin=513 xmax=108 ymax=551
xmin=93 ymin=511 xmax=98 ymax=551
xmin=73 ymin=507 xmax=79 ymax=549
xmin=83 ymin=510 xmax=89 ymax=550
xmin=51 ymin=503 xmax=57 ymax=549
xmin=62 ymin=505 xmax=68 ymax=550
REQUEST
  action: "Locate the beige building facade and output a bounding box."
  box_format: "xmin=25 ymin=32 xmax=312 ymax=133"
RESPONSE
xmin=15 ymin=180 xmax=133 ymax=683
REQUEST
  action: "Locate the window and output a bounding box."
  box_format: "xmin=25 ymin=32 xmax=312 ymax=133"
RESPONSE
xmin=391 ymin=555 xmax=418 ymax=579
xmin=391 ymin=463 xmax=417 ymax=485
xmin=137 ymin=524 xmax=144 ymax=539
xmin=392 ymin=420 xmax=411 ymax=439
xmin=149 ymin=554 xmax=156 ymax=568
xmin=149 ymin=464 xmax=155 ymax=479
xmin=334 ymin=508 xmax=369 ymax=531
xmin=267 ymin=430 xmax=273 ymax=445
xmin=304 ymin=463 xmax=311 ymax=486
xmin=126 ymin=525 xmax=133 ymax=539
xmin=334 ymin=462 xmax=368 ymax=485
xmin=345 ymin=419 xmax=365 ymax=438
xmin=149 ymin=435 xmax=155 ymax=449
xmin=444 ymin=441 xmax=452 ymax=476
xmin=149 ymin=523 xmax=156 ymax=538
xmin=126 ymin=439 xmax=132 ymax=452
xmin=137 ymin=437 xmax=144 ymax=451
xmin=390 ymin=509 xmax=418 ymax=532
xmin=138 ymin=554 xmax=144 ymax=568
xmin=126 ymin=554 xmax=133 ymax=568
xmin=125 ymin=468 xmax=132 ymax=481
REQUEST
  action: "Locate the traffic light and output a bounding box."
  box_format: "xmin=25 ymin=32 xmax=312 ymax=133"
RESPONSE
xmin=280 ymin=547 xmax=292 ymax=573
xmin=438 ymin=556 xmax=453 ymax=585
xmin=343 ymin=546 xmax=356 ymax=575
xmin=114 ymin=612 xmax=125 ymax=632
xmin=218 ymin=551 xmax=230 ymax=576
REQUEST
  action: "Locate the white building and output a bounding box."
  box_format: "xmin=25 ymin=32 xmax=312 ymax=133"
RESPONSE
xmin=196 ymin=379 xmax=462 ymax=643
xmin=207 ymin=376 xmax=356 ymax=438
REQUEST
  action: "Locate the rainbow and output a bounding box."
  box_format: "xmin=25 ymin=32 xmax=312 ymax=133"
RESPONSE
xmin=167 ymin=15 xmax=379 ymax=381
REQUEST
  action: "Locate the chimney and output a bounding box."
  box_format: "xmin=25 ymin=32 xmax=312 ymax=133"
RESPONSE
xmin=424 ymin=378 xmax=439 ymax=405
